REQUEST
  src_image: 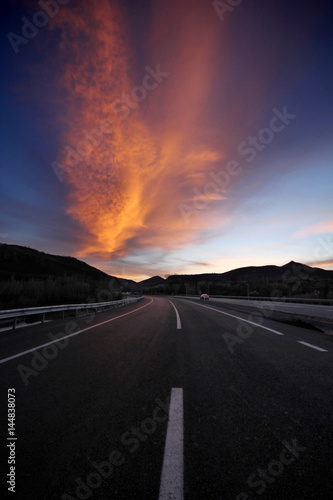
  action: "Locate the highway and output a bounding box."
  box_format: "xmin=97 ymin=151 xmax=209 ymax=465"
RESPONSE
xmin=186 ymin=296 xmax=333 ymax=321
xmin=0 ymin=296 xmax=332 ymax=499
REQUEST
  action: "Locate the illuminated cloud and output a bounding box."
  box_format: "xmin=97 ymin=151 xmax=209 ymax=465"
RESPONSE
xmin=50 ymin=0 xmax=228 ymax=261
xmin=295 ymin=221 xmax=333 ymax=238
xmin=33 ymin=0 xmax=331 ymax=276
xmin=306 ymin=259 xmax=333 ymax=269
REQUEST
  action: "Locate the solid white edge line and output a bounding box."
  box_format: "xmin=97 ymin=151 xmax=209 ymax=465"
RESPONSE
xmin=298 ymin=341 xmax=328 ymax=352
xmin=159 ymin=387 xmax=184 ymax=500
xmin=0 ymin=299 xmax=154 ymax=366
xmin=168 ymin=300 xmax=182 ymax=329
xmin=193 ymin=301 xmax=284 ymax=336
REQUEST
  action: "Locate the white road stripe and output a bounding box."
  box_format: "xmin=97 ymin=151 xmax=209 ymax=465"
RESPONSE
xmin=298 ymin=341 xmax=328 ymax=352
xmin=194 ymin=302 xmax=284 ymax=336
xmin=181 ymin=299 xmax=329 ymax=352
xmin=0 ymin=299 xmax=154 ymax=366
xmin=168 ymin=301 xmax=182 ymax=329
xmin=159 ymin=388 xmax=184 ymax=500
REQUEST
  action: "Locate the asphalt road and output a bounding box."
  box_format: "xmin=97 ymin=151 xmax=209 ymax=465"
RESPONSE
xmin=198 ymin=297 xmax=333 ymax=321
xmin=0 ymin=296 xmax=332 ymax=500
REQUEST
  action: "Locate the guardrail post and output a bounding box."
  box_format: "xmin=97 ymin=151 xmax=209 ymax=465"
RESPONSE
xmin=13 ymin=317 xmax=17 ymax=330
xmin=41 ymin=313 xmax=45 ymax=324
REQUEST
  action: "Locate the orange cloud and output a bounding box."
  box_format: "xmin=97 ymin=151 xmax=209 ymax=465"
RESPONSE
xmin=306 ymin=259 xmax=333 ymax=269
xmin=295 ymin=221 xmax=333 ymax=238
xmin=51 ymin=0 xmax=229 ymax=260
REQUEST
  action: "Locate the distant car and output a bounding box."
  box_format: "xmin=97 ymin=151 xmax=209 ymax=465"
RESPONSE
xmin=200 ymin=294 xmax=209 ymax=301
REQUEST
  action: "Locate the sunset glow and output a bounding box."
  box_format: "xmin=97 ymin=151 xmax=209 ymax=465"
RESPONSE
xmin=51 ymin=0 xmax=228 ymax=261
xmin=1 ymin=0 xmax=333 ymax=280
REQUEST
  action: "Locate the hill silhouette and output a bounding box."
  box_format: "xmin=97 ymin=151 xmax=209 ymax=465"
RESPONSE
xmin=166 ymin=261 xmax=333 ymax=284
xmin=165 ymin=261 xmax=333 ymax=298
xmin=1 ymin=243 xmax=332 ymax=306
xmin=0 ymin=243 xmax=123 ymax=309
xmin=0 ymin=243 xmax=115 ymax=281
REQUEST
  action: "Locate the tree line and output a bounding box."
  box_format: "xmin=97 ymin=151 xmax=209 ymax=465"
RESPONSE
xmin=0 ymin=275 xmax=123 ymax=310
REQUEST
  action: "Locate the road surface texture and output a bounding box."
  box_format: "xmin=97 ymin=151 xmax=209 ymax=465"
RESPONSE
xmin=178 ymin=296 xmax=333 ymax=321
xmin=0 ymin=296 xmax=332 ymax=499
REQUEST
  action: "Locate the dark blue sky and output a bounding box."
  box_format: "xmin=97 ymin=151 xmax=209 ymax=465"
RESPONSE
xmin=1 ymin=0 xmax=332 ymax=280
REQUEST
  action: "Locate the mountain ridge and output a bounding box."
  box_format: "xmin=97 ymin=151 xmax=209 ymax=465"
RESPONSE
xmin=1 ymin=243 xmax=332 ymax=298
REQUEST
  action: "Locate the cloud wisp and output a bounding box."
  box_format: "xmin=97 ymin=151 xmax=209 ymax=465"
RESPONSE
xmin=46 ymin=0 xmax=332 ymax=275
xmin=49 ymin=0 xmax=228 ymax=261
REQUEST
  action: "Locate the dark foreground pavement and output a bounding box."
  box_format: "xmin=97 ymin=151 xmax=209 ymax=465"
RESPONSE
xmin=0 ymin=296 xmax=332 ymax=499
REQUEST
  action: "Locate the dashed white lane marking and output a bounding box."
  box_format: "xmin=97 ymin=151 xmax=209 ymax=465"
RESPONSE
xmin=159 ymin=388 xmax=184 ymax=500
xmin=0 ymin=299 xmax=154 ymax=366
xmin=177 ymin=299 xmax=329 ymax=353
xmin=168 ymin=301 xmax=182 ymax=330
xmin=194 ymin=302 xmax=284 ymax=336
xmin=298 ymin=341 xmax=328 ymax=352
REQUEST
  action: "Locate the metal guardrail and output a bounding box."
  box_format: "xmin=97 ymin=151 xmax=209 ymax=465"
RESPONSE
xmin=210 ymin=295 xmax=333 ymax=305
xmin=0 ymin=297 xmax=142 ymax=330
xmin=180 ymin=295 xmax=333 ymax=306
